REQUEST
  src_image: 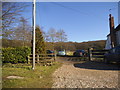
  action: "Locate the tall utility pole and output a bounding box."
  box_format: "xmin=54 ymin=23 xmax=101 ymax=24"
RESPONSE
xmin=32 ymin=0 xmax=36 ymax=70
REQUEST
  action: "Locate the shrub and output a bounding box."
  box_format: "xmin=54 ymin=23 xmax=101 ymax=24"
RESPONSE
xmin=2 ymin=47 xmax=31 ymax=64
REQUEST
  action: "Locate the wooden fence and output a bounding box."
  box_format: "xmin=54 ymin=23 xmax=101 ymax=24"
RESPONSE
xmin=88 ymin=48 xmax=109 ymax=61
xmin=27 ymin=54 xmax=56 ymax=66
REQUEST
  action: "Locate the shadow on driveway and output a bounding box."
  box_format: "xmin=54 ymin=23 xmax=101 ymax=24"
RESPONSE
xmin=74 ymin=61 xmax=120 ymax=71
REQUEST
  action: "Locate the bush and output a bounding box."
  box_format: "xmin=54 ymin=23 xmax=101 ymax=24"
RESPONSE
xmin=2 ymin=47 xmax=31 ymax=64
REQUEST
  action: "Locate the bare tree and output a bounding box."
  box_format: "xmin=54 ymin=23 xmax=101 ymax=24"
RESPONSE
xmin=46 ymin=28 xmax=58 ymax=51
xmin=40 ymin=27 xmax=49 ymax=42
xmin=56 ymin=29 xmax=67 ymax=42
xmin=2 ymin=2 xmax=28 ymax=39
xmin=55 ymin=29 xmax=67 ymax=50
xmin=47 ymin=28 xmax=58 ymax=43
xmin=46 ymin=28 xmax=67 ymax=51
xmin=12 ymin=17 xmax=32 ymax=46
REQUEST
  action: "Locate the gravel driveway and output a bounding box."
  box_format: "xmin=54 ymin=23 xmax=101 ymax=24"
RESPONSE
xmin=52 ymin=57 xmax=120 ymax=88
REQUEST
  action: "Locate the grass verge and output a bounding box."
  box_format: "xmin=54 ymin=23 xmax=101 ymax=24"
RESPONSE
xmin=2 ymin=62 xmax=62 ymax=88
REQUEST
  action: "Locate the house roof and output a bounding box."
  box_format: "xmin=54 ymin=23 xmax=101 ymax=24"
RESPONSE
xmin=107 ymin=34 xmax=110 ymax=37
xmin=115 ymin=24 xmax=120 ymax=31
xmin=107 ymin=24 xmax=120 ymax=37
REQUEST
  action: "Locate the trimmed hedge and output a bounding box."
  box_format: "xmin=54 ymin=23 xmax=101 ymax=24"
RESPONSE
xmin=2 ymin=47 xmax=31 ymax=64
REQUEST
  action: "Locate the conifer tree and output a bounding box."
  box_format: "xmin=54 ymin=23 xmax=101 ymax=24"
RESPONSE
xmin=35 ymin=26 xmax=45 ymax=54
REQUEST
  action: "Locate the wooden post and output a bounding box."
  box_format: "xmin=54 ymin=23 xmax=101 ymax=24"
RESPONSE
xmin=88 ymin=48 xmax=92 ymax=61
xmin=37 ymin=54 xmax=39 ymax=63
xmin=27 ymin=55 xmax=30 ymax=64
xmin=54 ymin=50 xmax=56 ymax=61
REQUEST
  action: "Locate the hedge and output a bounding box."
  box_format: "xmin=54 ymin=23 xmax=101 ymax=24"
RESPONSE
xmin=2 ymin=47 xmax=31 ymax=64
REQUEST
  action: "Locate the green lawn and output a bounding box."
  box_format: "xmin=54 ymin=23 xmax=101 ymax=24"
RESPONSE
xmin=2 ymin=62 xmax=62 ymax=88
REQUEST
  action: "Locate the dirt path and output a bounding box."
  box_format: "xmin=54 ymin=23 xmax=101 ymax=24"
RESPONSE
xmin=52 ymin=57 xmax=120 ymax=88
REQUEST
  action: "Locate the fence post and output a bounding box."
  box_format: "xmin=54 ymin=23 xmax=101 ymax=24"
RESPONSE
xmin=54 ymin=50 xmax=56 ymax=61
xmin=88 ymin=48 xmax=93 ymax=61
xmin=27 ymin=55 xmax=30 ymax=64
xmin=37 ymin=54 xmax=39 ymax=63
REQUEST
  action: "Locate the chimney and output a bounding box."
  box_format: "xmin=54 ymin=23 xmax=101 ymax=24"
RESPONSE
xmin=109 ymin=14 xmax=117 ymax=48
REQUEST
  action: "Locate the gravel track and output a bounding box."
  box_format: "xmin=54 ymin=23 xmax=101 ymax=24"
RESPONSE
xmin=52 ymin=57 xmax=120 ymax=88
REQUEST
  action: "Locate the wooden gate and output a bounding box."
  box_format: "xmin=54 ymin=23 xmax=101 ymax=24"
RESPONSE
xmin=27 ymin=54 xmax=56 ymax=66
xmin=88 ymin=48 xmax=109 ymax=61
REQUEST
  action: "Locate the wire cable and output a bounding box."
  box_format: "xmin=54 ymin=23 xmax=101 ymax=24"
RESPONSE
xmin=50 ymin=2 xmax=108 ymax=22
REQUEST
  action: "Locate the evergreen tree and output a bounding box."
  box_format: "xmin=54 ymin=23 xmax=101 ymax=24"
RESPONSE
xmin=35 ymin=26 xmax=45 ymax=54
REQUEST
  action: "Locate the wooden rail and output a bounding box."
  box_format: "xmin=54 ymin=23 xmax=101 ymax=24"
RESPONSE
xmin=27 ymin=54 xmax=56 ymax=66
xmin=88 ymin=48 xmax=109 ymax=61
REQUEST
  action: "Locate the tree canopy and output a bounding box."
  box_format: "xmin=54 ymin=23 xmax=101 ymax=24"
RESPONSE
xmin=35 ymin=26 xmax=45 ymax=54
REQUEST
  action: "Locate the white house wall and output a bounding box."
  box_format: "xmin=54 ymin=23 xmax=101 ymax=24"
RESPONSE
xmin=105 ymin=35 xmax=111 ymax=50
xmin=116 ymin=30 xmax=120 ymax=45
xmin=105 ymin=30 xmax=120 ymax=50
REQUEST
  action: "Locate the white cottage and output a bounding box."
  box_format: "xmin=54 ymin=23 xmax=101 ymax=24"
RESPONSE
xmin=115 ymin=25 xmax=120 ymax=45
xmin=105 ymin=24 xmax=120 ymax=49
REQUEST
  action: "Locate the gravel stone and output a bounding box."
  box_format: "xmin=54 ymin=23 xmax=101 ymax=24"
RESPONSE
xmin=52 ymin=58 xmax=119 ymax=88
